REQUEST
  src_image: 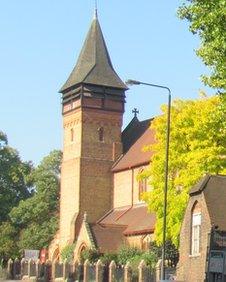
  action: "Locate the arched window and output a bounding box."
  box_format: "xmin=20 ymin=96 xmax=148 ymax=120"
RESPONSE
xmin=138 ymin=169 xmax=147 ymax=201
xmin=78 ymin=243 xmax=88 ymax=260
xmin=98 ymin=127 xmax=104 ymax=142
xmin=191 ymin=201 xmax=201 ymax=255
xmin=70 ymin=128 xmax=74 ymax=142
xmin=141 ymin=234 xmax=151 ymax=250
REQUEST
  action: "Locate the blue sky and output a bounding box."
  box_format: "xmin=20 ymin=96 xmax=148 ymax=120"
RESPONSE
xmin=0 ymin=1 xmax=212 ymax=165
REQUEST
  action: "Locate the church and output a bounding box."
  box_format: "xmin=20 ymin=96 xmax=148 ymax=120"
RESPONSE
xmin=49 ymin=12 xmax=156 ymax=261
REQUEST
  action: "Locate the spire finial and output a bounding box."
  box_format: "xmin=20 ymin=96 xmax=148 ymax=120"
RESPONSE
xmin=94 ymin=0 xmax=98 ymax=19
xmin=132 ymin=108 xmax=139 ymax=118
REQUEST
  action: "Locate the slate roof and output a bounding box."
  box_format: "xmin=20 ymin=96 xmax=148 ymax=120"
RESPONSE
xmin=189 ymin=175 xmax=211 ymax=195
xmin=122 ymin=117 xmax=153 ymax=153
xmin=112 ymin=118 xmax=155 ymax=172
xmin=60 ymin=15 xmax=127 ymax=93
xmin=190 ymin=175 xmax=226 ymax=230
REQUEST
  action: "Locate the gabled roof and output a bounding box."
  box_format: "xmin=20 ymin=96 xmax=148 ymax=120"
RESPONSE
xmin=112 ymin=118 xmax=155 ymax=172
xmin=60 ymin=16 xmax=127 ymax=93
xmin=99 ymin=204 xmax=156 ymax=236
xmin=189 ymin=175 xmax=211 ymax=195
xmin=89 ymin=225 xmax=126 ymax=253
xmin=122 ymin=117 xmax=153 ymax=153
xmin=86 ymin=204 xmax=155 ymax=253
xmin=190 ymin=175 xmax=226 ymax=230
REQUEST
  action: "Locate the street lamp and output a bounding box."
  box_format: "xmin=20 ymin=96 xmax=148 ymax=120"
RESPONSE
xmin=125 ymin=79 xmax=171 ymax=281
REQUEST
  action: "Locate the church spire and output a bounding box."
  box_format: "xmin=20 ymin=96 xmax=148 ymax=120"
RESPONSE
xmin=60 ymin=15 xmax=127 ymax=93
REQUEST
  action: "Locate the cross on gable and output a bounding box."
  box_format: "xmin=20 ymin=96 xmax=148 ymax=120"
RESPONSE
xmin=132 ymin=108 xmax=139 ymax=117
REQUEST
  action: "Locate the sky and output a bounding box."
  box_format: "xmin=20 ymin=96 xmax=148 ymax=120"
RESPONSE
xmin=0 ymin=1 xmax=213 ymax=165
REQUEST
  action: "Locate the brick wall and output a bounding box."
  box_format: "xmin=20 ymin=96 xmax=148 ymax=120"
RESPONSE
xmin=59 ymin=106 xmax=123 ymax=249
xmin=177 ymin=192 xmax=211 ymax=282
xmin=79 ymin=109 xmax=123 ymax=222
xmin=59 ymin=109 xmax=82 ymax=247
xmin=113 ymin=165 xmax=151 ymax=208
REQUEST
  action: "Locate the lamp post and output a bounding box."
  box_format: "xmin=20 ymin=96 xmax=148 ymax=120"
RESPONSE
xmin=125 ymin=79 xmax=171 ymax=281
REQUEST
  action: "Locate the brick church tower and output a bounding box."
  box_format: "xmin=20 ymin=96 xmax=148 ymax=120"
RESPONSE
xmin=58 ymin=12 xmax=127 ymax=248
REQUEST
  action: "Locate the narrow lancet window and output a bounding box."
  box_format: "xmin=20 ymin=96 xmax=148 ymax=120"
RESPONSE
xmin=71 ymin=128 xmax=74 ymax=142
xmin=98 ymin=127 xmax=104 ymax=142
xmin=138 ymin=169 xmax=147 ymax=201
xmin=191 ymin=202 xmax=201 ymax=255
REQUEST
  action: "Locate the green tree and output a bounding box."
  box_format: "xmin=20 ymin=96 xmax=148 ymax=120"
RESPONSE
xmin=10 ymin=150 xmax=62 ymax=251
xmin=178 ymin=0 xmax=226 ymax=90
xmin=0 ymin=131 xmax=33 ymax=222
xmin=142 ymin=95 xmax=226 ymax=246
xmin=0 ymin=222 xmax=19 ymax=260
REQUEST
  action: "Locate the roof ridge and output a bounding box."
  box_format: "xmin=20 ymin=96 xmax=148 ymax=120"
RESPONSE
xmin=96 ymin=208 xmax=114 ymax=224
xmin=189 ymin=174 xmax=211 ymax=195
xmin=85 ymin=221 xmax=97 ymax=248
xmin=122 ymin=116 xmax=139 ymax=135
xmin=139 ymin=117 xmax=154 ymax=124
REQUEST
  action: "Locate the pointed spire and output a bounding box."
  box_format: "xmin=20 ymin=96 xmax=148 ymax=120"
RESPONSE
xmin=60 ymin=15 xmax=127 ymax=93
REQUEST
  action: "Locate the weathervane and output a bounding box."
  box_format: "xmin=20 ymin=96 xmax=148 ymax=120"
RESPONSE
xmin=132 ymin=108 xmax=139 ymax=118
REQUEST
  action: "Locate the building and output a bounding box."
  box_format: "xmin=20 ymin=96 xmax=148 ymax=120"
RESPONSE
xmin=49 ymin=13 xmax=156 ymax=261
xmin=177 ymin=174 xmax=226 ymax=282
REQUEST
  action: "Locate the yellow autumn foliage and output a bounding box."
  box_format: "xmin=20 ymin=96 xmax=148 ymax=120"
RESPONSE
xmin=142 ymin=94 xmax=226 ymax=246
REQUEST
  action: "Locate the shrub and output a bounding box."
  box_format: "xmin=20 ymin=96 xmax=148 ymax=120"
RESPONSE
xmin=117 ymin=245 xmax=142 ymax=265
xmin=80 ymin=248 xmax=101 ymax=263
xmin=140 ymin=251 xmax=158 ymax=268
xmin=100 ymin=252 xmax=118 ymax=264
xmin=61 ymin=243 xmax=76 ymax=262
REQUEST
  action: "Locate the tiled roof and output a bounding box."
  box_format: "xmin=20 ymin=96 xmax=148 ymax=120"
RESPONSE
xmin=112 ymin=121 xmax=155 ymax=172
xmin=60 ymin=16 xmax=127 ymax=93
xmin=99 ymin=204 xmax=156 ymax=236
xmin=190 ymin=175 xmax=226 ymax=231
xmin=90 ymin=225 xmax=126 ymax=253
xmin=90 ymin=205 xmax=155 ymax=252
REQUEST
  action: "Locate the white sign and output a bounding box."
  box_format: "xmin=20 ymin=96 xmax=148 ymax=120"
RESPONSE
xmin=24 ymin=249 xmax=39 ymax=260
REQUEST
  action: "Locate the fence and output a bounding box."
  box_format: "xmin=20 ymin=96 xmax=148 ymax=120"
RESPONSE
xmin=6 ymin=257 xmax=176 ymax=281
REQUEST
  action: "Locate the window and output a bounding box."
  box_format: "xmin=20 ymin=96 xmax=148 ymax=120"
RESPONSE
xmin=138 ymin=169 xmax=147 ymax=201
xmin=98 ymin=127 xmax=104 ymax=142
xmin=141 ymin=234 xmax=151 ymax=250
xmin=70 ymin=128 xmax=74 ymax=142
xmin=191 ymin=202 xmax=201 ymax=255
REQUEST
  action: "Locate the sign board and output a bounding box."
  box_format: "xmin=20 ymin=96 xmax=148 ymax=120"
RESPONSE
xmin=224 ymin=254 xmax=226 ymax=275
xmin=209 ymin=251 xmax=224 ymax=273
xmin=24 ymin=249 xmax=39 ymax=260
xmin=214 ymin=233 xmax=226 ymax=247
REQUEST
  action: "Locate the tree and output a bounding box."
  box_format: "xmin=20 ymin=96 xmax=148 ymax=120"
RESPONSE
xmin=0 ymin=131 xmax=33 ymax=222
xmin=142 ymin=95 xmax=226 ymax=246
xmin=0 ymin=222 xmax=19 ymax=260
xmin=178 ymin=0 xmax=226 ymax=90
xmin=10 ymin=150 xmax=62 ymax=251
